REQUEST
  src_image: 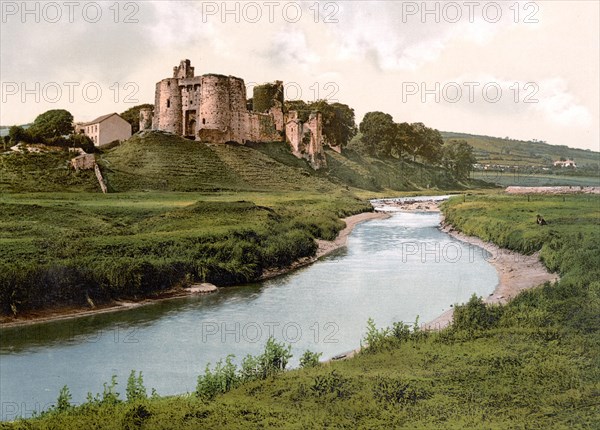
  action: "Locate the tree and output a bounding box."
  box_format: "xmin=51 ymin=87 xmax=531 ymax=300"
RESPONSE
xmin=8 ymin=125 xmax=32 ymax=144
xmin=442 ymin=140 xmax=477 ymax=179
xmin=329 ymin=102 xmax=358 ymax=148
xmin=28 ymin=109 xmax=73 ymax=140
xmin=310 ymin=100 xmax=357 ymax=148
xmin=121 ymin=104 xmax=154 ymax=134
xmin=359 ymin=111 xmax=396 ymax=157
xmin=391 ymin=122 xmax=414 ymax=160
xmin=404 ymin=123 xmax=443 ymax=164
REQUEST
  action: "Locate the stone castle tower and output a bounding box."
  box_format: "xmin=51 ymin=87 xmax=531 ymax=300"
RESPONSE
xmin=142 ymin=60 xmax=327 ymax=169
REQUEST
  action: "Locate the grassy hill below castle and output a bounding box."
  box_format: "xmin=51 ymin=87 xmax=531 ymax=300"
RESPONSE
xmin=99 ymin=131 xmax=483 ymax=193
xmin=1 ymin=131 xmax=485 ymax=194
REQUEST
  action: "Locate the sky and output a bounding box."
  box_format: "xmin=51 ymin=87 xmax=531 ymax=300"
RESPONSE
xmin=1 ymin=0 xmax=599 ymax=151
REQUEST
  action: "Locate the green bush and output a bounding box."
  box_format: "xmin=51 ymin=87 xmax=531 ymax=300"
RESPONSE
xmin=196 ymin=355 xmax=239 ymax=400
xmin=55 ymin=385 xmax=73 ymax=413
xmin=361 ymin=318 xmax=392 ymax=353
xmin=196 ymin=338 xmax=292 ymax=400
xmin=452 ymin=294 xmax=504 ymax=332
xmin=125 ymin=371 xmax=147 ymax=403
xmin=299 ymin=350 xmax=322 ymax=368
xmin=310 ymin=370 xmax=352 ymax=399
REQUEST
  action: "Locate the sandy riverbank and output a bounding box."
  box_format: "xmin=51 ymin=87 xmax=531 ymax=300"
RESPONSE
xmin=419 ymin=201 xmax=560 ymax=330
xmin=1 ymin=211 xmax=388 ymax=328
xmin=425 ymin=222 xmax=560 ymax=330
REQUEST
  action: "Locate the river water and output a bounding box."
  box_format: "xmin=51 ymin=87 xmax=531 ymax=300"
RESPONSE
xmin=0 ymin=211 xmax=497 ymax=420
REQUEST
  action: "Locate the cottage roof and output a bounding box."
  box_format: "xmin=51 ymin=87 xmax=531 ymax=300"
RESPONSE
xmin=83 ymin=113 xmax=121 ymax=126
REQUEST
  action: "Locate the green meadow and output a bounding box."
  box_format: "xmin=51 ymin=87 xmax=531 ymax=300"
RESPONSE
xmin=471 ymin=171 xmax=599 ymax=187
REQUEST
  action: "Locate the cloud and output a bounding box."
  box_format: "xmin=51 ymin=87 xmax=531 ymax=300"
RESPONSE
xmin=533 ymin=78 xmax=593 ymax=127
xmin=148 ymin=2 xmax=215 ymax=48
xmin=413 ymin=75 xmax=594 ymax=133
xmin=327 ymin=1 xmax=522 ymax=71
xmin=263 ymin=29 xmax=319 ymax=69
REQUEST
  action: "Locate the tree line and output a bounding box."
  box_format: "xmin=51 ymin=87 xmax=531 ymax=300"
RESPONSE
xmin=285 ymin=101 xmax=477 ymax=180
xmin=357 ymin=111 xmax=476 ymax=179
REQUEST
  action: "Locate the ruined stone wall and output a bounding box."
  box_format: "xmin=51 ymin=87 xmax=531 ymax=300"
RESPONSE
xmin=153 ymin=78 xmax=182 ymax=134
xmin=70 ymin=153 xmax=95 ymax=170
xmin=150 ymin=60 xmax=328 ymax=169
xmin=306 ymin=112 xmax=327 ymax=169
xmin=174 ymin=59 xmax=194 ymax=79
xmin=180 ymin=77 xmax=202 ymax=137
xmin=285 ymin=111 xmax=303 ymax=154
xmin=226 ymin=77 xmax=251 ymax=143
xmin=139 ymin=108 xmax=153 ymax=132
xmin=253 ymin=82 xmax=283 ymax=113
xmin=253 ymin=82 xmax=285 ymax=133
xmin=284 ymin=111 xmax=326 ymax=169
xmin=241 ymin=112 xmax=281 ymax=143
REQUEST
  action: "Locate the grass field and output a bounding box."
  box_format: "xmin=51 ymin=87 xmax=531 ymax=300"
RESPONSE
xmin=7 ymin=193 xmax=598 ymax=429
xmin=471 ymin=171 xmax=600 ymax=187
xmin=0 ymin=150 xmax=99 ymax=193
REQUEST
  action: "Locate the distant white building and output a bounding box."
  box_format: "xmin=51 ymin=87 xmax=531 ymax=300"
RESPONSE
xmin=79 ymin=113 xmax=131 ymax=147
xmin=553 ymin=159 xmax=577 ymax=168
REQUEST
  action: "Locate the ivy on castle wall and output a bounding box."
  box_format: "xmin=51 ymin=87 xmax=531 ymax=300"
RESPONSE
xmin=253 ymin=84 xmax=284 ymax=113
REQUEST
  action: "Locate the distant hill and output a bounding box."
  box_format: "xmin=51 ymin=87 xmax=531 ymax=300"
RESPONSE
xmin=441 ymin=131 xmax=599 ymax=168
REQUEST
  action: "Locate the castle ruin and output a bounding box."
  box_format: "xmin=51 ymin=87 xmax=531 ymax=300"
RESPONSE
xmin=141 ymin=60 xmax=327 ymax=169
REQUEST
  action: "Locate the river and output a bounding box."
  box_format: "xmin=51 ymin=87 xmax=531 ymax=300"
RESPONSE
xmin=0 ymin=211 xmax=498 ymax=420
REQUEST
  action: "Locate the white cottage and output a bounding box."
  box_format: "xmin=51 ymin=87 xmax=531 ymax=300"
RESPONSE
xmin=81 ymin=113 xmax=131 ymax=147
